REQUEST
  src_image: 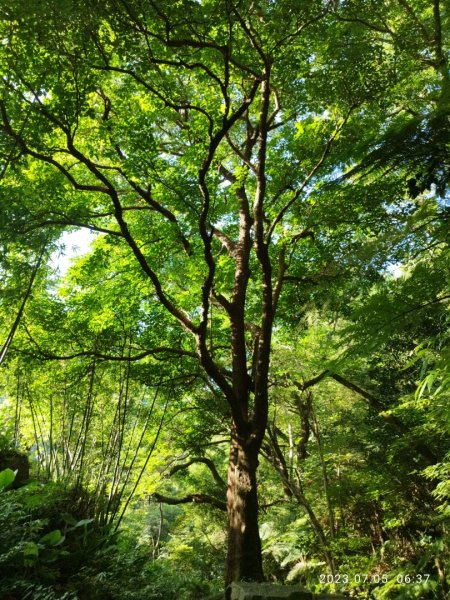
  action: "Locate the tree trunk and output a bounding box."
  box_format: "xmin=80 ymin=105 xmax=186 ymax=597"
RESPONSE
xmin=225 ymin=426 xmax=264 ymax=585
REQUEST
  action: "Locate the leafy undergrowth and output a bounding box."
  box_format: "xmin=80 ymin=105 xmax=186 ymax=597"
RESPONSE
xmin=0 ymin=472 xmax=223 ymax=600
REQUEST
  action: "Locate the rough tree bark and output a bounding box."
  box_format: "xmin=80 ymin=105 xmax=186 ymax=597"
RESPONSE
xmin=226 ymin=425 xmax=264 ymax=584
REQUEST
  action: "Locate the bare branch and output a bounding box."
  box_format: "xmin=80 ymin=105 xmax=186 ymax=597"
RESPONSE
xmin=23 ymin=219 xmax=124 ymax=238
xmin=16 ymin=335 xmax=198 ymax=362
xmin=225 ymin=134 xmax=257 ymax=172
xmin=272 ymin=246 xmax=286 ymax=313
xmin=333 ymin=13 xmax=395 ymax=37
xmin=291 ymin=371 xmax=438 ymax=463
xmin=432 ymin=0 xmax=445 ymax=67
xmin=169 ymin=457 xmax=227 ymax=489
xmin=272 ymin=2 xmax=334 ymax=51
xmin=151 ymin=492 xmax=226 ymax=511
xmin=212 ymin=227 xmax=237 ymax=255
xmin=0 ymin=101 xmax=108 ymax=194
xmin=396 ymin=0 xmax=432 ymax=44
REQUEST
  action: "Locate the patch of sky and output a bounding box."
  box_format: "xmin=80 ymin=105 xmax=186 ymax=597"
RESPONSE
xmin=385 ymin=262 xmax=404 ymax=279
xmin=50 ymin=228 xmax=97 ymax=278
xmin=437 ymin=189 xmax=450 ymax=208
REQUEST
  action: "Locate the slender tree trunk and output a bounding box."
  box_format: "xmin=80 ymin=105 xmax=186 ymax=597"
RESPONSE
xmin=0 ymin=245 xmax=46 ymax=366
xmin=13 ymin=372 xmax=22 ymax=447
xmin=310 ymin=405 xmax=336 ymax=537
xmin=225 ymin=425 xmax=264 ymax=585
xmin=291 ymin=482 xmax=336 ymax=577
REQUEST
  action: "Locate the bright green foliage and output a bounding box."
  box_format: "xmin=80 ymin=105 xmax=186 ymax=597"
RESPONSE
xmin=0 ymin=467 xmax=15 ymax=491
xmin=0 ymin=0 xmax=449 ymax=597
xmin=0 ymin=479 xmax=111 ymax=599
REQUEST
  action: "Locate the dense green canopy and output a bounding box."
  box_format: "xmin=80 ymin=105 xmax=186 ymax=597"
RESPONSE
xmin=0 ymin=0 xmax=449 ymax=598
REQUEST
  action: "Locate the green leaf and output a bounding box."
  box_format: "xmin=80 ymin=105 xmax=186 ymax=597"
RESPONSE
xmin=73 ymin=518 xmax=94 ymax=528
xmin=39 ymin=529 xmax=63 ymax=546
xmin=23 ymin=541 xmax=39 ymax=566
xmin=0 ymin=468 xmax=15 ymax=491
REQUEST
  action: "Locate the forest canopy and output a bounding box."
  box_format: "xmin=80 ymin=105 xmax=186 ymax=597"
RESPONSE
xmin=0 ymin=0 xmax=449 ymax=599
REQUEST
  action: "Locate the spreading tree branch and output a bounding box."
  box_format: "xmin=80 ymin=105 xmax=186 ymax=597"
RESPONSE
xmin=293 ymin=371 xmax=438 ymax=463
xmin=151 ymin=492 xmax=226 ymax=511
xmin=169 ymin=457 xmax=227 ymax=489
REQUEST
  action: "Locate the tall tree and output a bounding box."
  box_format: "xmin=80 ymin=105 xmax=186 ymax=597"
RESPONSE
xmin=0 ymin=0 xmax=447 ymax=584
